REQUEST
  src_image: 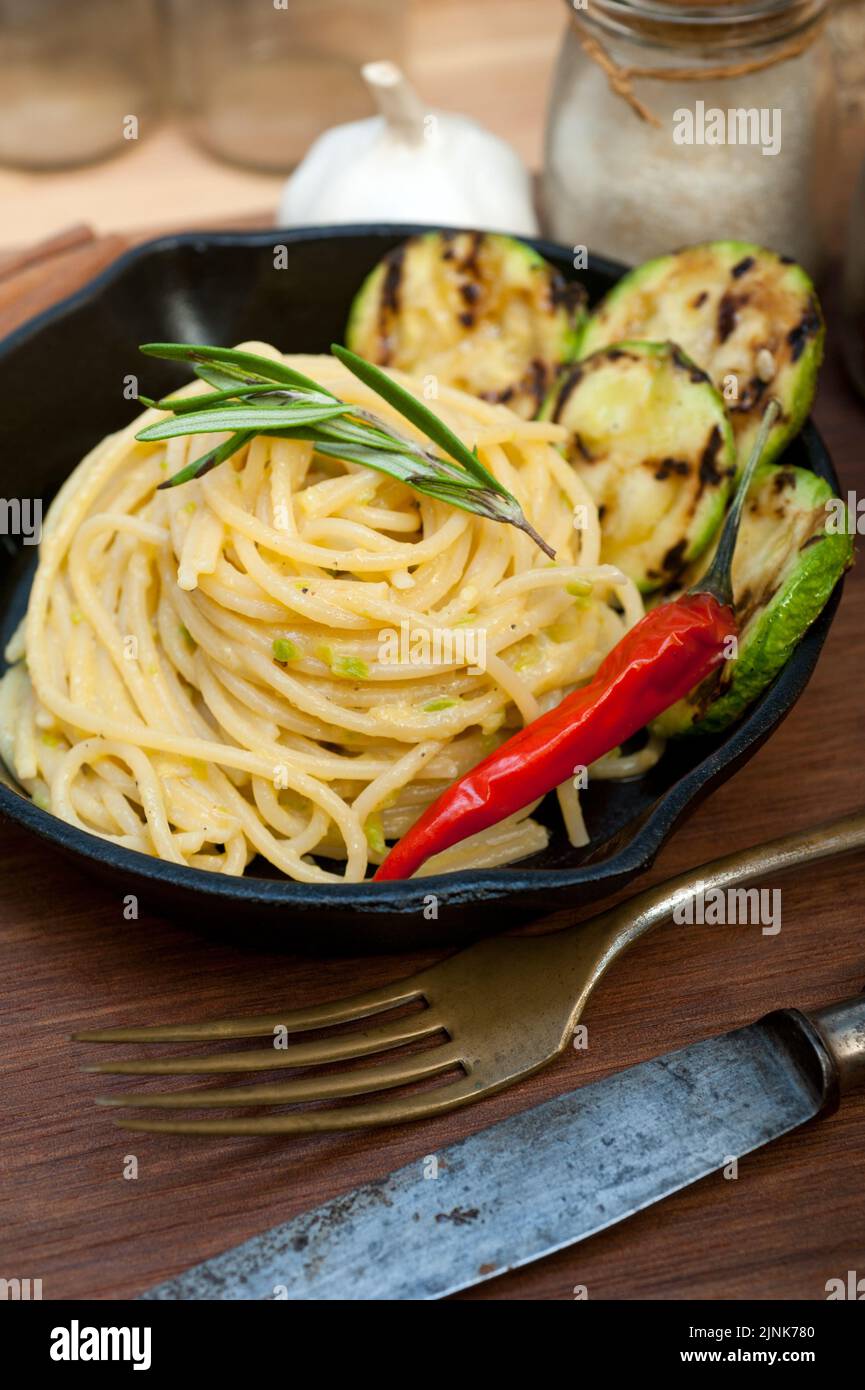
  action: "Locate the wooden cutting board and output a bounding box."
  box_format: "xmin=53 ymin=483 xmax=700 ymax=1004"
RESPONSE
xmin=1 ymin=228 xmax=863 ymax=1302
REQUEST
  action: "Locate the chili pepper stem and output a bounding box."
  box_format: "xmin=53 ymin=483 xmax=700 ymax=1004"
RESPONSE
xmin=694 ymin=397 xmax=781 ymax=607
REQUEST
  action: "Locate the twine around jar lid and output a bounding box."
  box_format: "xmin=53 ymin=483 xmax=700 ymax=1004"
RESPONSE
xmin=565 ymin=0 xmax=827 ymax=127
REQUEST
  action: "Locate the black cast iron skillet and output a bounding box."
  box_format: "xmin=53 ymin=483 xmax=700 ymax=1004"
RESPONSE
xmin=0 ymin=225 xmax=845 ymax=949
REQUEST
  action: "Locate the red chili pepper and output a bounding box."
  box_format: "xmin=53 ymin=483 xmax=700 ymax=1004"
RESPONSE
xmin=373 ymin=399 xmax=779 ymax=883
xmin=374 ymin=592 xmax=734 ymax=881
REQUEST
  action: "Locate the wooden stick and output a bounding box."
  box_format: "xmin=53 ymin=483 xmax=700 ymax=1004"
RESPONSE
xmin=0 ymin=224 xmax=95 ymax=284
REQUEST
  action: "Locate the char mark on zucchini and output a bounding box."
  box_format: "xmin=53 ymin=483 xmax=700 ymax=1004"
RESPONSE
xmin=699 ymin=425 xmax=725 ymax=486
xmin=577 ymin=240 xmax=825 ymax=474
xmin=717 ymin=291 xmax=743 ymax=344
xmin=345 ymin=230 xmax=587 ymax=420
xmin=550 ymin=363 xmax=583 ymax=421
xmin=672 ymin=346 xmax=710 ymax=384
xmin=377 ymin=244 xmax=407 ymax=363
xmin=663 ymin=540 xmax=688 ymax=573
xmin=654 ymin=457 xmax=691 ymax=481
xmin=551 ymin=277 xmax=589 ymax=314
xmin=731 ymin=376 xmax=768 ymax=414
xmin=380 ymin=245 xmax=405 ymax=316
xmin=540 ymin=340 xmax=736 ymax=592
xmin=788 ymin=298 xmax=822 ymax=362
xmin=459 ymin=229 xmax=483 ymax=276
xmin=574 ymin=431 xmax=595 ymax=462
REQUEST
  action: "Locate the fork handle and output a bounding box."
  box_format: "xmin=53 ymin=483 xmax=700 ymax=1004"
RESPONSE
xmin=599 ymin=807 xmax=865 ymax=953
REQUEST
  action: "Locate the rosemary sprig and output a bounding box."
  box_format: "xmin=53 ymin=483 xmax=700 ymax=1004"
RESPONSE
xmin=134 ymin=342 xmax=555 ymax=559
xmin=331 ymin=344 xmax=506 ymax=495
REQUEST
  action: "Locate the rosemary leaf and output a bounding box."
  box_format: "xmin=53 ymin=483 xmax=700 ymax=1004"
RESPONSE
xmin=140 ymin=343 xmax=331 ymax=397
xmin=158 ymin=431 xmax=253 ymax=489
xmin=302 ymin=437 xmax=472 ymax=488
xmin=331 ymin=343 xmax=511 ymax=499
xmin=155 ymin=383 xmax=333 ymax=414
xmin=410 ymin=476 xmax=556 ymax=557
xmin=282 ymin=414 xmax=422 ymax=458
xmin=137 ymin=402 xmax=347 ymax=441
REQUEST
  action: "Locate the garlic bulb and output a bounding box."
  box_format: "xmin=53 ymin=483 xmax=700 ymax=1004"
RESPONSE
xmin=278 ymin=61 xmax=539 ymax=237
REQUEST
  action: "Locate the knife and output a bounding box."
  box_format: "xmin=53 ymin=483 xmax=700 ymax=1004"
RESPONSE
xmin=140 ymin=993 xmax=865 ymax=1300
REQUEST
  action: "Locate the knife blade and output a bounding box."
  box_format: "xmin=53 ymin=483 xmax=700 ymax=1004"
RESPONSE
xmin=140 ymin=1006 xmax=840 ymax=1301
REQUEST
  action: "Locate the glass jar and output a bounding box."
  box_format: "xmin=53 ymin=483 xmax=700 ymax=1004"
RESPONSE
xmin=0 ymin=0 xmax=161 ymax=170
xmin=167 ymin=0 xmax=407 ymax=173
xmin=543 ymin=0 xmax=838 ymax=277
xmin=842 ymin=156 xmax=865 ymax=397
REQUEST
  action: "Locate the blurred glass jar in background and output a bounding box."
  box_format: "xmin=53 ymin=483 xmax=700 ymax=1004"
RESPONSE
xmin=0 ymin=0 xmax=161 ymax=169
xmin=842 ymin=161 xmax=865 ymax=399
xmin=543 ymin=0 xmax=838 ymax=278
xmin=168 ymin=0 xmax=407 ymax=172
xmin=835 ymin=0 xmax=865 ymax=400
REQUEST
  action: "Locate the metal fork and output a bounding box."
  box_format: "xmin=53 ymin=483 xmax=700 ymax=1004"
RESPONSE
xmin=76 ymin=809 xmax=865 ymax=1135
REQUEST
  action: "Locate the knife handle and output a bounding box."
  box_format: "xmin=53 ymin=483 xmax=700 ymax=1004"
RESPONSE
xmin=765 ymin=996 xmax=865 ymax=1116
xmin=808 ymin=996 xmax=865 ymax=1095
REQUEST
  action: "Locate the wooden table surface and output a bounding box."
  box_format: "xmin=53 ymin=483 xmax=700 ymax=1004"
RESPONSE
xmin=0 ymin=230 xmax=862 ymax=1301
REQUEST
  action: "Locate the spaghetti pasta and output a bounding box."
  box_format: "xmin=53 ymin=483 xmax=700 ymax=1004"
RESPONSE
xmin=0 ymin=346 xmax=654 ymax=881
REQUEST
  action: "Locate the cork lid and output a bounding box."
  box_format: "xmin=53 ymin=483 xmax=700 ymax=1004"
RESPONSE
xmin=566 ymin=0 xmax=821 ymax=32
xmin=571 ymin=0 xmax=810 ymax=11
xmin=594 ymin=0 xmax=793 ymax=5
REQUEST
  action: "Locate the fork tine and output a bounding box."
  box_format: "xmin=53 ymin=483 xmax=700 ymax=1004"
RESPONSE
xmin=97 ymin=1045 xmax=463 ymax=1108
xmin=72 ymin=979 xmax=426 ymax=1043
xmin=82 ymin=1011 xmax=445 ymax=1075
xmin=112 ymin=1075 xmax=482 ymax=1134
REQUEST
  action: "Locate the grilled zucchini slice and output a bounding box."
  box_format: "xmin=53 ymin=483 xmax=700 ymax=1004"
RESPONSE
xmin=653 ymin=464 xmax=852 ymax=736
xmin=541 ymin=341 xmax=736 ymax=592
xmin=577 ymin=242 xmax=824 ymax=472
xmin=345 ymin=230 xmax=586 ymax=419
